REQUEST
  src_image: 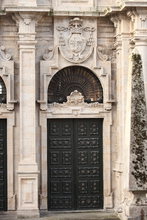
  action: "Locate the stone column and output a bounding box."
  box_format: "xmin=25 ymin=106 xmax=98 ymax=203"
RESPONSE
xmin=125 ymin=9 xmax=147 ymax=219
xmin=129 ymin=9 xmax=147 ymax=104
xmin=111 ymin=14 xmax=131 ymax=210
xmin=14 ymin=13 xmax=39 ymax=217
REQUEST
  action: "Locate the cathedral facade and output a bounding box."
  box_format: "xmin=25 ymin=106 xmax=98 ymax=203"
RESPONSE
xmin=0 ymin=1 xmax=147 ymax=220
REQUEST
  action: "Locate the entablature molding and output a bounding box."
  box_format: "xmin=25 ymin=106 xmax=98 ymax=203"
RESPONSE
xmin=1 ymin=0 xmax=147 ymax=18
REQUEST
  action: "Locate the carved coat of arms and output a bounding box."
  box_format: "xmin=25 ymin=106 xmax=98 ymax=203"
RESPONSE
xmin=57 ymin=18 xmax=95 ymax=63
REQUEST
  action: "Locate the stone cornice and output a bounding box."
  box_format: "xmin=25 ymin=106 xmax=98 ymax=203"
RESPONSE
xmin=2 ymin=7 xmax=105 ymax=16
xmin=121 ymin=1 xmax=147 ymax=8
xmin=104 ymin=1 xmax=147 ymax=16
xmin=1 ymin=7 xmax=107 ymax=17
xmin=4 ymin=6 xmax=51 ymax=13
xmin=1 ymin=2 xmax=147 ymax=17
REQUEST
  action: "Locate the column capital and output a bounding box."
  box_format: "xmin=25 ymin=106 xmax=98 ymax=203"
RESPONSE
xmin=111 ymin=14 xmax=131 ymax=53
xmin=12 ymin=12 xmax=42 ymax=42
xmin=111 ymin=13 xmax=130 ymax=36
xmin=128 ymin=9 xmax=147 ymax=42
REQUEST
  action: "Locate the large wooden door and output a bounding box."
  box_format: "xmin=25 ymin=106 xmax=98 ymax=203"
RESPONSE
xmin=0 ymin=119 xmax=7 ymax=211
xmin=47 ymin=119 xmax=103 ymax=210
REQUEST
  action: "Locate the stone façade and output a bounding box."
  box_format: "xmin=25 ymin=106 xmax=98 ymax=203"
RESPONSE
xmin=0 ymin=1 xmax=147 ymax=220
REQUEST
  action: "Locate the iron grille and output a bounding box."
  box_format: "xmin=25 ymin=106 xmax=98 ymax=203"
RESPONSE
xmin=48 ymin=66 xmax=103 ymax=104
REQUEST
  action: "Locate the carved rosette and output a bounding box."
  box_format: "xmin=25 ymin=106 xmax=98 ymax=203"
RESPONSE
xmin=57 ymin=18 xmax=95 ymax=63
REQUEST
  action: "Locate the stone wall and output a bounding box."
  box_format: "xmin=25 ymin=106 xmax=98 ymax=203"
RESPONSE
xmin=0 ymin=1 xmax=147 ymax=220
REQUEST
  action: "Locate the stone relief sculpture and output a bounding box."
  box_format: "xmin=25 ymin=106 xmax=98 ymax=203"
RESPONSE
xmin=43 ymin=47 xmax=55 ymax=60
xmin=0 ymin=45 xmax=11 ymax=61
xmin=57 ymin=17 xmax=95 ymax=63
xmin=97 ymin=46 xmax=109 ymax=61
xmin=66 ymin=90 xmax=84 ymax=105
xmin=49 ymin=90 xmax=103 ymax=108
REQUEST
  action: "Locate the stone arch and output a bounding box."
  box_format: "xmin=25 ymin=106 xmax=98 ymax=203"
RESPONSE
xmin=0 ymin=77 xmax=7 ymax=103
xmin=48 ymin=65 xmax=103 ymax=104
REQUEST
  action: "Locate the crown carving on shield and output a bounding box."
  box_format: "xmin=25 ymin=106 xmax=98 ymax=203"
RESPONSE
xmin=69 ymin=17 xmax=83 ymax=34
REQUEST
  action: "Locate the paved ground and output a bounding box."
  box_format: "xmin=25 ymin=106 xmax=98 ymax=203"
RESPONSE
xmin=0 ymin=211 xmax=120 ymax=220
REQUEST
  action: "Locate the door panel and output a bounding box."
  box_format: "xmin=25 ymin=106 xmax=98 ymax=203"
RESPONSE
xmin=48 ymin=120 xmax=74 ymax=210
xmin=0 ymin=119 xmax=7 ymax=211
xmin=47 ymin=119 xmax=103 ymax=210
xmin=75 ymin=119 xmax=103 ymax=209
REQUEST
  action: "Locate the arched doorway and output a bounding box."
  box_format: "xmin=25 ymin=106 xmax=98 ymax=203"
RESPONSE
xmin=47 ymin=66 xmax=103 ymax=210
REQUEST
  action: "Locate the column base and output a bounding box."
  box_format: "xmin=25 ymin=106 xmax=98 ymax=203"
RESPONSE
xmin=17 ymin=210 xmax=40 ymax=218
xmin=104 ymin=195 xmax=113 ymax=209
xmin=128 ymin=206 xmax=147 ymax=219
xmin=18 ymin=173 xmax=39 ymax=212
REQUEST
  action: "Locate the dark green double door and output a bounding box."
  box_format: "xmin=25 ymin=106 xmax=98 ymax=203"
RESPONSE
xmin=47 ymin=119 xmax=103 ymax=210
xmin=0 ymin=119 xmax=7 ymax=211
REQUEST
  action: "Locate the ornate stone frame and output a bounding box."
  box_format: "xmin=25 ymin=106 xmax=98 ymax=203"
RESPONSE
xmin=0 ymin=110 xmax=16 ymax=210
xmin=39 ymin=62 xmax=114 ymax=210
xmin=0 ymin=58 xmax=16 ymax=210
xmin=39 ymin=104 xmax=113 ymax=210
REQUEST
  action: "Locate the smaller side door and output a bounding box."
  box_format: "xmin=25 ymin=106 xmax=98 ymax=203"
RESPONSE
xmin=0 ymin=119 xmax=7 ymax=211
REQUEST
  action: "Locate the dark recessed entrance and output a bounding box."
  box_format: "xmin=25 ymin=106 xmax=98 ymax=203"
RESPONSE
xmin=47 ymin=119 xmax=103 ymax=210
xmin=0 ymin=119 xmax=7 ymax=211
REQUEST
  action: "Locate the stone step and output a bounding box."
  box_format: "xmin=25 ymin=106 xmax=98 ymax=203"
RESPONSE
xmin=40 ymin=212 xmax=120 ymax=220
xmin=0 ymin=211 xmax=121 ymax=220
